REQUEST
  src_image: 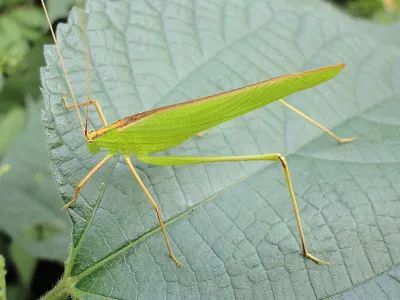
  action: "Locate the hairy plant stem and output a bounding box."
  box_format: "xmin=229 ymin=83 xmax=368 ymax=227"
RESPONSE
xmin=41 ymin=277 xmax=71 ymax=300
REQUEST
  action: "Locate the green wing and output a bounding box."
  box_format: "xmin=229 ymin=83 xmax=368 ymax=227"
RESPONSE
xmin=97 ymin=64 xmax=344 ymax=155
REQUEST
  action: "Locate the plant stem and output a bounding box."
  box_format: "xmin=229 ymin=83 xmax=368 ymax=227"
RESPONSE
xmin=41 ymin=277 xmax=70 ymax=300
xmin=0 ymin=256 xmax=6 ymax=300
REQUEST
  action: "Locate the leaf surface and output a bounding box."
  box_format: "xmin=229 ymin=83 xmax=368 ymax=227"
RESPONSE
xmin=41 ymin=0 xmax=400 ymax=298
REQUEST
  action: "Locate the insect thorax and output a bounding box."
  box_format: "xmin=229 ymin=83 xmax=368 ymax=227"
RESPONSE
xmin=87 ymin=139 xmax=101 ymax=154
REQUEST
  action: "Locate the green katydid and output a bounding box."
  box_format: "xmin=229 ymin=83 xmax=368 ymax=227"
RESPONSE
xmin=41 ymin=0 xmax=354 ymax=268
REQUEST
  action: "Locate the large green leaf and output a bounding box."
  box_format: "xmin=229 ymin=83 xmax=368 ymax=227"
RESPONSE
xmin=40 ymin=0 xmax=400 ymax=298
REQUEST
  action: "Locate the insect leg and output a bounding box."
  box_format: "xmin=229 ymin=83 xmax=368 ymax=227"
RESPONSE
xmin=139 ymin=153 xmax=328 ymax=265
xmin=64 ymin=154 xmax=113 ymax=209
xmin=124 ymin=155 xmax=182 ymax=268
xmin=196 ymin=130 xmax=208 ymax=138
xmin=62 ymin=93 xmax=108 ymax=126
xmin=279 ymin=99 xmax=355 ymax=144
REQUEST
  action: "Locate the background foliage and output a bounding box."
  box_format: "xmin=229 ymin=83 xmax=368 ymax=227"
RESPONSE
xmin=0 ymin=1 xmax=74 ymax=298
xmin=0 ymin=0 xmax=399 ymax=299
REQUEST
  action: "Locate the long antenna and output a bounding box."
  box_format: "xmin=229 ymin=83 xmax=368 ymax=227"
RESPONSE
xmin=77 ymin=6 xmax=93 ymax=134
xmin=41 ymin=0 xmax=86 ymax=138
xmin=78 ymin=9 xmax=92 ymax=101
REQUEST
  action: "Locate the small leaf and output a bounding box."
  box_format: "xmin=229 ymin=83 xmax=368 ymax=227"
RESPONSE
xmin=10 ymin=7 xmax=45 ymax=29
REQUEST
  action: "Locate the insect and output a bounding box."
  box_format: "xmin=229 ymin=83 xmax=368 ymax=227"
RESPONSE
xmin=41 ymin=1 xmax=354 ymax=267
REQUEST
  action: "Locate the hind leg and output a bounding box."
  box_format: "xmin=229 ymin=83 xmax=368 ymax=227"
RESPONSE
xmin=279 ymin=99 xmax=354 ymax=144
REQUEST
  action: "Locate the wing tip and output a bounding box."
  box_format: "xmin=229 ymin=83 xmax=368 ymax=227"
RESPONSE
xmin=305 ymin=62 xmax=345 ymax=80
xmin=332 ymin=62 xmax=346 ymax=71
xmin=325 ymin=62 xmax=346 ymax=73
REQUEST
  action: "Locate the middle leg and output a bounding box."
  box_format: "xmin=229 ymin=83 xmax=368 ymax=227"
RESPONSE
xmin=124 ymin=155 xmax=182 ymax=267
xmin=139 ymin=153 xmax=329 ymax=265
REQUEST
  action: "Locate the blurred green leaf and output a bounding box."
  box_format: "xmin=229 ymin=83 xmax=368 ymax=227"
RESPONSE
xmin=0 ymin=232 xmax=32 ymax=300
xmin=0 ymin=107 xmax=24 ymax=156
xmin=10 ymin=6 xmax=45 ymax=29
xmin=0 ymin=5 xmax=45 ymax=74
xmin=0 ymin=15 xmax=27 ymax=73
xmin=0 ymin=0 xmax=24 ymax=9
xmin=9 ymin=242 xmax=36 ymax=289
xmin=5 ymin=286 xmax=19 ymax=300
xmin=347 ymin=0 xmax=383 ymax=17
xmin=0 ymin=102 xmax=71 ymax=261
xmin=0 ymin=36 xmax=49 ymax=114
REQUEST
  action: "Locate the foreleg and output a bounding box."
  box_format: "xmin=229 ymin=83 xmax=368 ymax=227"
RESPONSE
xmin=64 ymin=154 xmax=113 ymax=208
